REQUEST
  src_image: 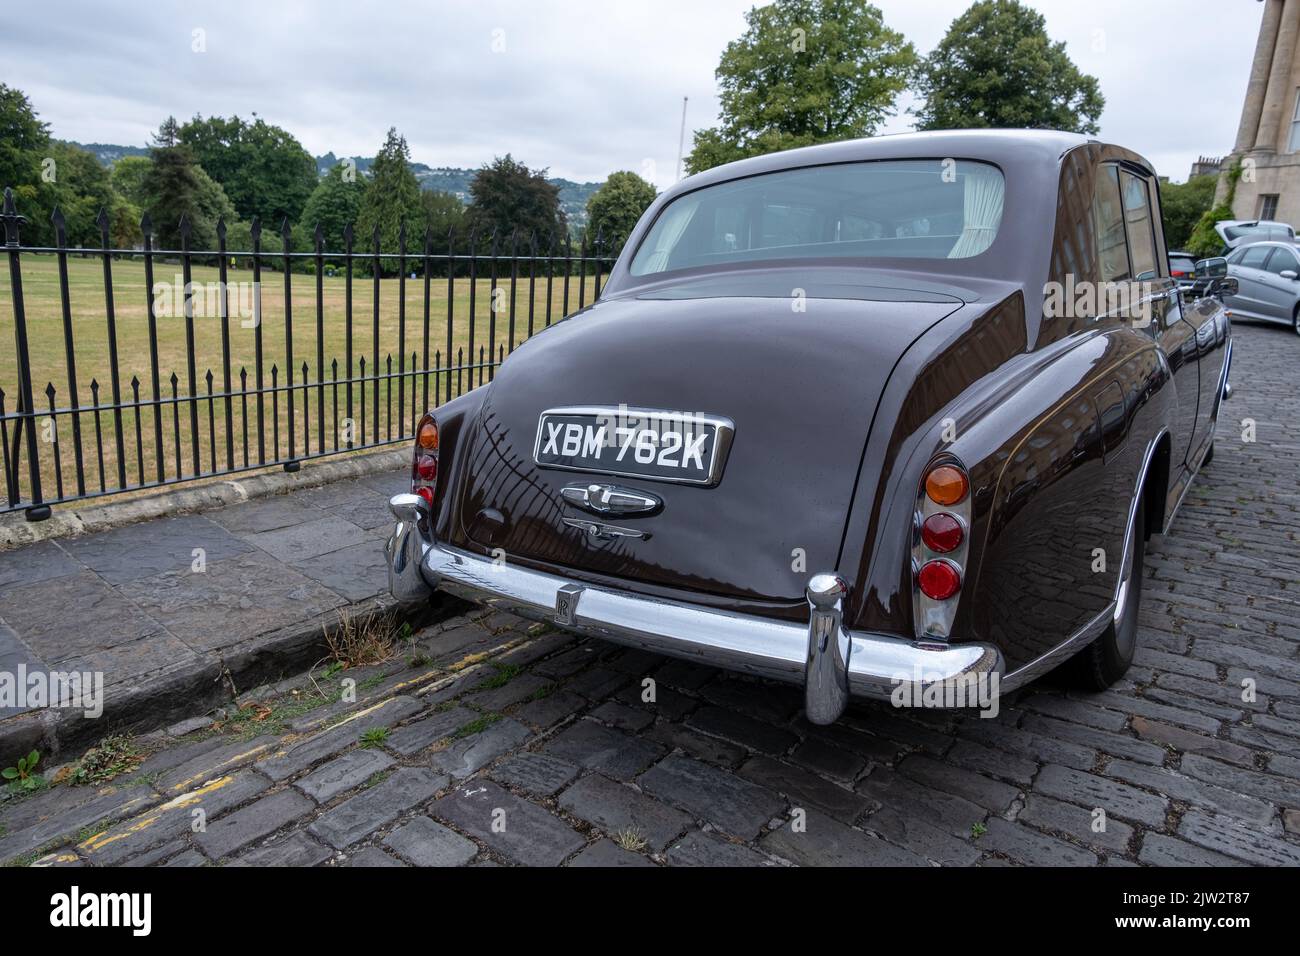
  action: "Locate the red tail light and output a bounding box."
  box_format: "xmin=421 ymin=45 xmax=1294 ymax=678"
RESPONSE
xmin=412 ymin=414 xmax=438 ymax=504
xmin=918 ymin=559 xmax=961 ymax=600
xmin=921 ymin=513 xmax=963 ymax=553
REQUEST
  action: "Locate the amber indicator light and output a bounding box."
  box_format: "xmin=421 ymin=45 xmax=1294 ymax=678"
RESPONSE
xmin=925 ymin=465 xmax=968 ymax=506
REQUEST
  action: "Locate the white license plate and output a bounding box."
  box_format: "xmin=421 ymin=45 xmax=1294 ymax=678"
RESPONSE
xmin=533 ymin=406 xmax=734 ymax=486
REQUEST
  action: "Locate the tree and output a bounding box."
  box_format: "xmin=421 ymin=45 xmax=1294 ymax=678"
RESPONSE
xmin=110 ymin=155 xmax=152 ymax=206
xmin=1159 ymin=175 xmax=1217 ymax=251
xmin=914 ymin=0 xmax=1103 ymax=134
xmin=0 ymin=83 xmax=49 ymax=195
xmin=140 ymin=116 xmax=236 ymax=249
xmin=1187 ymin=162 xmax=1242 ymax=258
xmin=585 ymin=171 xmax=657 ymax=252
xmin=464 ymin=154 xmax=564 ymax=245
xmin=46 ymin=142 xmax=115 ymax=247
xmin=0 ymin=87 xmax=132 ymax=247
xmin=179 ymin=114 xmax=318 ymax=223
xmin=415 ymin=190 xmax=465 ymax=245
xmin=299 ymin=162 xmax=368 ymax=253
xmin=355 ymin=127 xmax=424 ymax=273
xmin=685 ymin=0 xmax=915 ymax=174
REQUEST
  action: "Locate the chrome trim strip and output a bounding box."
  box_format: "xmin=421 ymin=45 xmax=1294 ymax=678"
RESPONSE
xmin=560 ymin=516 xmax=650 ymax=540
xmin=532 ymin=405 xmax=736 ymax=487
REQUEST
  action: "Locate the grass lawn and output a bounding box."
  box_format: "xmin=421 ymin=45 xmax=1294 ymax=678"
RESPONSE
xmin=0 ymin=252 xmax=600 ymax=509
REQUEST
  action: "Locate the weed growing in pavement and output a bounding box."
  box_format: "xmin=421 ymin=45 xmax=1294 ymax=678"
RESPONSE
xmin=69 ymin=735 xmax=143 ymax=786
xmin=3 ymin=751 xmax=45 ymax=795
xmin=614 ymin=828 xmax=648 ymax=852
xmin=473 ymin=662 xmax=521 ymax=691
xmin=359 ymin=727 xmax=391 ymax=749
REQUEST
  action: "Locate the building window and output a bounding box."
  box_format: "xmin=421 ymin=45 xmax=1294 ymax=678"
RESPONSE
xmin=1260 ymin=194 xmax=1279 ymax=220
xmin=1290 ymin=89 xmax=1300 ymax=151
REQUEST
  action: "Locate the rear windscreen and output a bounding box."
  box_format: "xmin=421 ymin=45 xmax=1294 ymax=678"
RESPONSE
xmin=630 ymin=160 xmax=1006 ymax=276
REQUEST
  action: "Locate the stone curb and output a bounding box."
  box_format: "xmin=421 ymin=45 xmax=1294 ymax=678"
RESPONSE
xmin=0 ymin=592 xmax=453 ymax=767
xmin=0 ymin=447 xmax=409 ymax=552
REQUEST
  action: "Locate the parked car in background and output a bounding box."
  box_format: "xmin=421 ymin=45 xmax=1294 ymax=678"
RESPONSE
xmin=1222 ymin=240 xmax=1300 ymax=333
xmin=1215 ymin=219 xmax=1294 ymax=254
xmin=1169 ymin=250 xmax=1199 ymax=292
xmin=387 ymin=130 xmax=1234 ymax=725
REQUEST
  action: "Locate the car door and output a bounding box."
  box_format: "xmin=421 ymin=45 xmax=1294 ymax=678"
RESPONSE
xmin=1226 ymin=244 xmax=1273 ymax=318
xmin=1255 ymin=246 xmax=1300 ymax=323
xmin=1118 ymin=167 xmax=1200 ymax=468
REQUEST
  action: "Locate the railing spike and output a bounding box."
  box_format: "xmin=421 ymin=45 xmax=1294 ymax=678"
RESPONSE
xmin=216 ymin=217 xmax=227 ymax=240
xmin=250 ymin=216 xmax=262 ymax=240
xmin=95 ymin=207 xmax=110 ymax=231
xmin=140 ymin=211 xmax=152 ymax=234
xmin=178 ymin=215 xmax=191 ymax=238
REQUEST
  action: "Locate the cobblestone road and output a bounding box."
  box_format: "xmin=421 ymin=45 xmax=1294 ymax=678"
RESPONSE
xmin=1 ymin=320 xmax=1297 ymax=867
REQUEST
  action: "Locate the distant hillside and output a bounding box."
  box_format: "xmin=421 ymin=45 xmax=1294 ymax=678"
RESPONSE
xmin=62 ymin=141 xmax=149 ymax=164
xmin=66 ymin=142 xmax=601 ymax=230
xmin=317 ymin=155 xmax=599 ymax=228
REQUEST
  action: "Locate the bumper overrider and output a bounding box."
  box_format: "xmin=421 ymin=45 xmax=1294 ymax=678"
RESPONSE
xmin=386 ymin=493 xmax=1004 ymax=724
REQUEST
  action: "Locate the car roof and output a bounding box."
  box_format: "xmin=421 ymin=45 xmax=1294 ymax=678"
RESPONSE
xmin=1231 ymin=240 xmax=1298 ymax=253
xmin=1218 ymin=219 xmax=1292 ymax=228
xmin=667 ymin=129 xmax=1103 ymax=197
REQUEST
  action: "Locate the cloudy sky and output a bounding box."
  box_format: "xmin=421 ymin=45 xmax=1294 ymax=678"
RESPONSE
xmin=2 ymin=0 xmax=1261 ymax=188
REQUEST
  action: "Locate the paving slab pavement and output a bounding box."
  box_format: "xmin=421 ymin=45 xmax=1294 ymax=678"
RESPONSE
xmin=0 ymin=455 xmax=431 ymax=763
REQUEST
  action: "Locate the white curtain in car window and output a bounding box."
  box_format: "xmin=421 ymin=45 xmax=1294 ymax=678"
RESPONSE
xmin=641 ymin=198 xmax=700 ymax=274
xmin=948 ymin=166 xmax=1005 ymax=258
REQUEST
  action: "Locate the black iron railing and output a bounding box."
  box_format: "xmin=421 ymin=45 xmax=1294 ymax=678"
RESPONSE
xmin=0 ymin=187 xmax=613 ymax=519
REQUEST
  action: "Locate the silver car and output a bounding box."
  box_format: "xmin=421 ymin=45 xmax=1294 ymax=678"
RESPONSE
xmin=1216 ymin=219 xmax=1295 ymax=253
xmin=1222 ymin=240 xmax=1300 ymax=334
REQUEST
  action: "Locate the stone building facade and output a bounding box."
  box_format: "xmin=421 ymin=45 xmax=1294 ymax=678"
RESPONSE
xmin=1220 ymin=0 xmax=1300 ymax=224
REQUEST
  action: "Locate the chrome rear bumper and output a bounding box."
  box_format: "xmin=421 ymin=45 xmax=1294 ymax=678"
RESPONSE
xmin=386 ymin=494 xmax=1003 ymax=724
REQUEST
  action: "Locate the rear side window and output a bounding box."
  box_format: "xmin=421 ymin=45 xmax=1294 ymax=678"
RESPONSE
xmin=1093 ymin=166 xmax=1129 ymax=282
xmin=1238 ymin=245 xmax=1271 ymax=268
xmin=1264 ymin=247 xmax=1299 ymax=274
xmin=1120 ymin=171 xmax=1159 ymax=280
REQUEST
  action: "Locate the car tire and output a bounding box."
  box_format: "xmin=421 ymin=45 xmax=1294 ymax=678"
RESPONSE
xmin=1070 ymin=497 xmax=1144 ymax=690
xmin=1294 ymin=303 xmax=1300 ymax=336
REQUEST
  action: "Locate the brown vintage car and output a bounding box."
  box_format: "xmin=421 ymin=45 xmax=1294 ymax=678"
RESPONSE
xmin=386 ymin=130 xmax=1234 ymax=724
